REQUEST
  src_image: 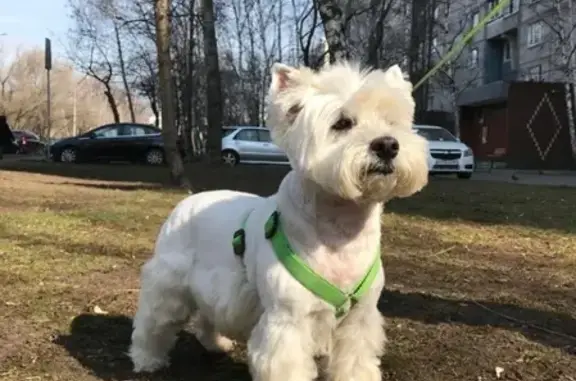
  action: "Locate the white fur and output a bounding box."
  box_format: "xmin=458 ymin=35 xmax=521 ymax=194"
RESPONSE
xmin=129 ymin=61 xmax=429 ymax=381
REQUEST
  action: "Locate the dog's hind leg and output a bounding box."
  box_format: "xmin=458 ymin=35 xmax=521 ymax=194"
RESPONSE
xmin=129 ymin=258 xmax=194 ymax=373
xmin=195 ymin=315 xmax=236 ymax=353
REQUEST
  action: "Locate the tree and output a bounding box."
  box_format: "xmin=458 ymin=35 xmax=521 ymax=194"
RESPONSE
xmin=364 ymin=0 xmax=398 ymax=68
xmin=428 ymin=0 xmax=481 ymax=136
xmin=154 ymin=0 xmax=191 ymax=188
xmin=0 ymin=46 xmax=145 ymax=137
xmin=68 ymin=0 xmax=123 ymax=123
xmin=201 ymin=0 xmax=224 ymax=164
xmin=290 ymin=0 xmax=322 ymax=67
xmin=315 ymin=0 xmax=348 ymax=63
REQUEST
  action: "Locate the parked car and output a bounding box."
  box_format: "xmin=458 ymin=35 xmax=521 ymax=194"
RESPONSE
xmin=221 ymin=126 xmax=289 ymax=166
xmin=413 ymin=124 xmax=475 ymax=179
xmin=49 ymin=123 xmax=169 ymax=165
xmin=12 ymin=130 xmax=46 ymax=155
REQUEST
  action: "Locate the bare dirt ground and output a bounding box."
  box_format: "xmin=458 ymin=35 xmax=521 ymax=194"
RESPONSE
xmin=1 ymin=160 xmax=575 ymax=381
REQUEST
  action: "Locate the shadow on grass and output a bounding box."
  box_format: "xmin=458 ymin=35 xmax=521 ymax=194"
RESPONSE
xmin=55 ymin=294 xmax=575 ymax=381
xmin=385 ymin=177 xmax=576 ymax=234
xmin=379 ymin=289 xmax=576 ymax=355
xmin=47 ymin=181 xmax=169 ymax=192
xmin=0 ymin=160 xmax=289 ymax=195
xmin=54 ymin=314 xmax=250 ymax=381
xmin=6 ymin=231 xmax=151 ymax=259
xmin=5 ymin=160 xmax=576 ymax=233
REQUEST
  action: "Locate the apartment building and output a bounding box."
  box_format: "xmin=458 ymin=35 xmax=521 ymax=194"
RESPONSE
xmin=428 ymin=0 xmax=575 ymax=111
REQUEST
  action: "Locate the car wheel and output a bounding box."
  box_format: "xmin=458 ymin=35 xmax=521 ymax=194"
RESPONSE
xmin=457 ymin=172 xmax=472 ymax=179
xmin=60 ymin=147 xmax=78 ymax=163
xmin=221 ymin=150 xmax=239 ymax=166
xmin=145 ymin=148 xmax=165 ymax=165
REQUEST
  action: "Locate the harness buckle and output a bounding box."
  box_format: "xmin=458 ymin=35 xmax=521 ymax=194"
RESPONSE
xmin=232 ymin=229 xmax=246 ymax=257
xmin=264 ymin=211 xmax=280 ymax=239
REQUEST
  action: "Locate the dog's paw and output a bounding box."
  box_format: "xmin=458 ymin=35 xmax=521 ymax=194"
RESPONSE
xmin=199 ymin=333 xmax=236 ymax=353
xmin=130 ymin=349 xmax=169 ymax=373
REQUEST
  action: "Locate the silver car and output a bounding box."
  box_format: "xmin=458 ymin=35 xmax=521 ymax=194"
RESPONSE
xmin=221 ymin=126 xmax=289 ymax=166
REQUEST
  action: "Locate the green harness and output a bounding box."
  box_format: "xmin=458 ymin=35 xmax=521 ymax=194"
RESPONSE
xmin=232 ymin=210 xmax=382 ymax=318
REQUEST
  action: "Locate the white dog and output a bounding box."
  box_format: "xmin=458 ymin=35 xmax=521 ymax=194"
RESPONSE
xmin=129 ymin=61 xmax=429 ymax=381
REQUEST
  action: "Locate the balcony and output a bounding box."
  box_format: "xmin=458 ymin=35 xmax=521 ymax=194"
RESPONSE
xmin=485 ymin=11 xmax=520 ymax=40
xmin=457 ymin=80 xmax=510 ymax=107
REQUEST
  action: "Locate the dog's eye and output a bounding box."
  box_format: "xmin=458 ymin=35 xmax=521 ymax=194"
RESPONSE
xmin=286 ymin=104 xmax=302 ymax=123
xmin=331 ymin=117 xmax=355 ymax=131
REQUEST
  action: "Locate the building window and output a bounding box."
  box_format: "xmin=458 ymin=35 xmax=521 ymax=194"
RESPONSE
xmin=503 ymin=40 xmax=511 ymax=61
xmin=432 ymin=38 xmax=443 ymax=55
xmin=433 ymin=5 xmax=440 ymax=20
xmin=488 ymin=0 xmax=519 ymax=19
xmin=488 ymin=0 xmax=502 ymax=19
xmin=472 ymin=12 xmax=480 ymax=27
xmin=469 ymin=48 xmax=479 ymax=68
xmin=417 ymin=41 xmax=424 ymax=63
xmin=508 ymin=0 xmax=519 ymax=14
xmin=526 ymin=65 xmax=542 ymax=81
xmin=527 ymin=22 xmax=543 ymax=46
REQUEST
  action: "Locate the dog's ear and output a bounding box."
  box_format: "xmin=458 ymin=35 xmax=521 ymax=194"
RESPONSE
xmin=269 ymin=63 xmax=311 ymax=123
xmin=269 ymin=63 xmax=311 ymax=97
xmin=383 ymin=64 xmax=412 ymax=93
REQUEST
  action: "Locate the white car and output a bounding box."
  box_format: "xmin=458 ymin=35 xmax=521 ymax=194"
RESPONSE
xmin=413 ymin=124 xmax=475 ymax=179
xmin=221 ymin=126 xmax=289 ymax=166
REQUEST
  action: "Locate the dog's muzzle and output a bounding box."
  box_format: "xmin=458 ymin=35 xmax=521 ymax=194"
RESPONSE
xmin=367 ymin=136 xmax=398 ymax=175
xmin=367 ymin=160 xmax=395 ymax=175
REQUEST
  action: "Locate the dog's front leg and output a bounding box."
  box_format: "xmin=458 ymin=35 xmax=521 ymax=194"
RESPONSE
xmin=247 ymin=310 xmax=317 ymax=381
xmin=327 ymin=304 xmax=386 ymax=381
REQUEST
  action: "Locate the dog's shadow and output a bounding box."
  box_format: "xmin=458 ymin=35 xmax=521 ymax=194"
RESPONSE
xmin=54 ymin=314 xmax=251 ymax=381
xmin=55 ymin=293 xmax=576 ymax=380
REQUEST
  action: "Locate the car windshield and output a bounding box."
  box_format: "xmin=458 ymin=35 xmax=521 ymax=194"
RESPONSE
xmin=222 ymin=128 xmax=238 ymax=137
xmin=415 ymin=127 xmax=458 ymax=142
xmin=13 ymin=131 xmax=39 ymax=140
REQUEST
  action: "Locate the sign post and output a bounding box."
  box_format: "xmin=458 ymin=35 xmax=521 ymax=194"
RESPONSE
xmin=45 ymin=38 xmax=52 ymax=140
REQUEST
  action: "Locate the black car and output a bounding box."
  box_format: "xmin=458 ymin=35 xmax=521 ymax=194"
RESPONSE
xmin=50 ymin=123 xmax=168 ymax=165
xmin=13 ymin=130 xmax=46 ymax=155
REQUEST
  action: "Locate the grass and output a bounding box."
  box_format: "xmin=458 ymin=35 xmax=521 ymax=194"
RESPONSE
xmin=0 ymin=160 xmax=575 ymax=381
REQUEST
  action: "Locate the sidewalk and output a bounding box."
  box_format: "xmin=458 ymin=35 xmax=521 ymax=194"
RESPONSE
xmin=471 ymin=169 xmax=576 ymax=187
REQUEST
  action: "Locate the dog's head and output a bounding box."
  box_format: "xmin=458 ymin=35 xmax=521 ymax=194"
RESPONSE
xmin=266 ymin=61 xmax=429 ymax=203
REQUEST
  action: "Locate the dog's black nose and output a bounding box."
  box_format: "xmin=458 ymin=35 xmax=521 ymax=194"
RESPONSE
xmin=370 ymin=136 xmax=399 ymax=160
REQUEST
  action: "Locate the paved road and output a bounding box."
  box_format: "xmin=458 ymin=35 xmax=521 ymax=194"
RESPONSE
xmin=469 ymin=169 xmax=576 ymax=187
xmin=3 ymin=154 xmax=576 ymax=187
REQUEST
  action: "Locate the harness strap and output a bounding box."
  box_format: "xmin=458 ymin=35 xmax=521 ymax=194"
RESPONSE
xmin=265 ymin=211 xmax=382 ymax=318
xmin=231 ymin=209 xmax=382 ymax=317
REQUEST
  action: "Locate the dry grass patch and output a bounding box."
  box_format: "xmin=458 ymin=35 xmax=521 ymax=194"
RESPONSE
xmin=0 ymin=163 xmax=575 ymax=381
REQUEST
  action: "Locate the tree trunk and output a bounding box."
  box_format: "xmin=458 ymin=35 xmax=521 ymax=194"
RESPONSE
xmin=154 ymin=0 xmax=191 ymax=189
xmin=453 ymin=98 xmax=460 ymax=138
xmin=315 ymin=0 xmax=348 ymax=63
xmin=365 ymin=0 xmax=394 ymax=69
xmin=201 ymin=0 xmax=224 ymax=164
xmin=103 ymin=88 xmax=121 ymax=123
xmin=182 ymin=0 xmax=196 ymax=160
xmin=114 ymin=22 xmax=136 ymax=123
xmin=150 ymin=95 xmax=160 ymax=127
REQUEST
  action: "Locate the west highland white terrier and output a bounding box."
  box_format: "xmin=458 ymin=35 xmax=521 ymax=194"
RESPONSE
xmin=129 ymin=61 xmax=429 ymax=381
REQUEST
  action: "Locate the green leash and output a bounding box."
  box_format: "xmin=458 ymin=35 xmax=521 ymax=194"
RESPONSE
xmin=232 ymin=210 xmax=382 ymax=317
